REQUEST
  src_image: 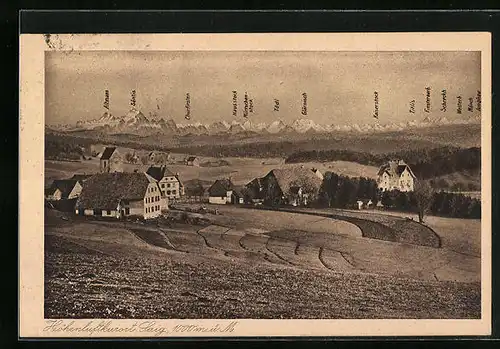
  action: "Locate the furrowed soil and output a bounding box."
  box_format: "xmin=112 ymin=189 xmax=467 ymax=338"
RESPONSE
xmin=45 ymin=207 xmax=481 ymax=319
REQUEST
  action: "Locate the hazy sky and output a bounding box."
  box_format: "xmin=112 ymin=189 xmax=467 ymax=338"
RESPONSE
xmin=45 ymin=51 xmax=481 ymax=125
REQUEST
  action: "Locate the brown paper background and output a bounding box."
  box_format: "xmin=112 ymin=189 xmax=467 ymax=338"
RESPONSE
xmin=19 ymin=33 xmax=492 ymax=337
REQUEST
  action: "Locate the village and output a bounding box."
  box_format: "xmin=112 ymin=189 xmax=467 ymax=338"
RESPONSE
xmin=43 ymin=143 xmax=482 ymax=320
xmin=45 ymin=144 xmax=419 ymax=220
xmin=39 ymin=48 xmax=483 ymax=322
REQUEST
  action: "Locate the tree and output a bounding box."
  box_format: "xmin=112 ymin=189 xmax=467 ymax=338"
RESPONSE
xmin=413 ymin=180 xmax=434 ymax=223
xmin=124 ymin=152 xmax=137 ymax=164
xmin=289 ymin=179 xmax=319 ymax=206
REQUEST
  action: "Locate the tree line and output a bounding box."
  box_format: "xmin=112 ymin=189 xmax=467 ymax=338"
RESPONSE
xmin=304 ymin=171 xmax=480 ymax=220
xmin=45 ymin=139 xmax=86 ymax=161
xmin=379 ymin=189 xmax=481 ymax=219
xmin=285 ymin=147 xmax=480 ymax=179
xmin=316 ymin=173 xmax=379 ymax=209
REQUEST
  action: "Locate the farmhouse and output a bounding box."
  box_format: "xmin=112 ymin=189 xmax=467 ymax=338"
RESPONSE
xmin=146 ymin=165 xmax=184 ymax=200
xmin=377 ymin=160 xmax=416 ymax=192
xmin=208 ymin=179 xmax=242 ymax=204
xmin=99 ymin=146 xmax=121 ymax=173
xmin=261 ymin=167 xmax=323 ymax=206
xmin=45 ymin=179 xmax=83 ymax=201
xmin=186 ymin=156 xmax=200 ymax=167
xmin=75 ymin=172 xmax=167 ymax=219
xmin=245 ymin=177 xmax=266 ymax=204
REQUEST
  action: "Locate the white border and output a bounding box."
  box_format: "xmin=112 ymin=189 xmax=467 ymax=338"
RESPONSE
xmin=19 ymin=33 xmax=492 ymax=337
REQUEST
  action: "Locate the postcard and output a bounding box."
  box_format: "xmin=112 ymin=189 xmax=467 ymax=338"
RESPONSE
xmin=19 ymin=32 xmax=491 ymax=337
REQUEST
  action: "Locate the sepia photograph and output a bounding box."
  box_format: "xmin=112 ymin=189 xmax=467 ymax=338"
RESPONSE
xmin=19 ymin=33 xmax=491 ymax=337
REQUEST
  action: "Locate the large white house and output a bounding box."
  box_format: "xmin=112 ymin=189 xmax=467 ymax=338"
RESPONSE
xmin=376 ymin=160 xmax=416 ymax=192
xmin=146 ymin=165 xmax=185 ymax=200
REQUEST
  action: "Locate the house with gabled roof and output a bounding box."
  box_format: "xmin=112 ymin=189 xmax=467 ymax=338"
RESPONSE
xmin=377 ymin=160 xmax=416 ymax=192
xmin=146 ymin=165 xmax=184 ymax=200
xmin=261 ymin=167 xmax=323 ymax=206
xmin=245 ymin=177 xmax=266 ymax=204
xmin=186 ymin=156 xmax=200 ymax=167
xmin=99 ymin=146 xmax=121 ymax=173
xmin=45 ymin=179 xmax=83 ymax=201
xmin=75 ymin=172 xmax=167 ymax=219
xmin=208 ymin=178 xmax=242 ymax=204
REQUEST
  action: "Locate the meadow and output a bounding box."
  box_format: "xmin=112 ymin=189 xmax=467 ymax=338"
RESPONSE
xmin=45 ymin=206 xmax=481 ymax=319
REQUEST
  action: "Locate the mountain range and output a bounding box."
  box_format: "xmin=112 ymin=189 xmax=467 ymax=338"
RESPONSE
xmin=62 ymin=108 xmax=481 ymax=136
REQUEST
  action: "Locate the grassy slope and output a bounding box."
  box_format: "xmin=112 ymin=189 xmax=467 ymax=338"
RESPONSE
xmin=45 ymin=207 xmax=481 ymax=319
xmin=45 ymin=234 xmax=480 ymax=319
xmin=45 ymin=156 xmax=379 ymax=187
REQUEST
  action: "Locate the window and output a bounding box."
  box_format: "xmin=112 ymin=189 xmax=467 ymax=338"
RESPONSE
xmin=125 ymin=208 xmax=130 ymax=215
xmin=167 ymin=183 xmax=171 ymax=188
xmin=107 ymin=210 xmax=111 ymax=215
xmin=172 ymin=190 xmax=176 ymax=195
xmin=161 ymin=183 xmax=165 ymax=188
xmin=167 ymin=190 xmax=171 ymax=195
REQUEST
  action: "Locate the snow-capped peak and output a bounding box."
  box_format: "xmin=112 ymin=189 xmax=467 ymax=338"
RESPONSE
xmin=291 ymin=119 xmax=325 ymax=133
xmin=266 ymin=120 xmax=286 ymax=133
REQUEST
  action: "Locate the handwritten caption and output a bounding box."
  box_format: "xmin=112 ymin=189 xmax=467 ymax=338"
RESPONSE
xmin=43 ymin=320 xmax=238 ymax=337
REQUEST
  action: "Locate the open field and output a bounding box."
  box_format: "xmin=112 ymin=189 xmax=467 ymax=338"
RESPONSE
xmin=45 ymin=154 xmax=378 ymax=187
xmin=45 ymin=206 xmax=481 ymax=319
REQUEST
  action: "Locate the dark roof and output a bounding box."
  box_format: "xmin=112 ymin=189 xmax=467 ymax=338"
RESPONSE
xmin=100 ymin=147 xmax=117 ymax=160
xmin=175 ymin=174 xmax=184 ymax=187
xmin=265 ymin=167 xmax=323 ymax=196
xmin=377 ymin=161 xmax=415 ymax=178
xmin=208 ymin=179 xmax=234 ymax=196
xmin=232 ymin=189 xmax=243 ymax=198
xmin=186 ymin=156 xmax=198 ymax=162
xmin=75 ymin=172 xmax=155 ymax=210
xmin=49 ymin=179 xmax=80 ymax=199
xmin=246 ymin=177 xmax=264 ymax=188
xmin=396 ymin=165 xmax=408 ymax=176
xmin=245 ymin=177 xmax=265 ymax=199
xmin=146 ymin=166 xmax=175 ymax=181
xmin=70 ymin=174 xmax=94 ymax=182
xmin=45 ymin=186 xmax=58 ymax=196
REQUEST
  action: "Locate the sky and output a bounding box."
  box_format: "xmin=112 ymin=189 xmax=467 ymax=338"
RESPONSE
xmin=45 ymin=51 xmax=481 ymax=126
